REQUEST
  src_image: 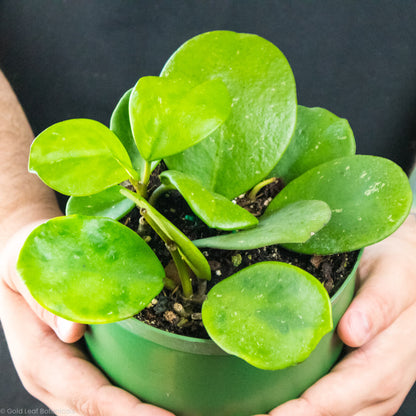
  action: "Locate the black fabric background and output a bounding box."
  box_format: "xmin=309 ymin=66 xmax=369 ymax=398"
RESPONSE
xmin=0 ymin=1 xmax=415 ymax=414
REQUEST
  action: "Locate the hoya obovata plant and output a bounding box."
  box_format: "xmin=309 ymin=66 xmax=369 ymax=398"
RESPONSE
xmin=17 ymin=31 xmax=412 ymax=370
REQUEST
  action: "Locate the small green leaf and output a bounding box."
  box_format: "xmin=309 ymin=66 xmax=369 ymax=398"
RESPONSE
xmin=16 ymin=216 xmax=165 ymax=324
xmin=202 ymin=262 xmax=333 ymax=370
xmin=129 ymin=76 xmax=231 ymax=161
xmin=66 ymin=186 xmax=135 ymax=220
xmin=110 ymin=88 xmax=160 ymax=175
xmin=194 ymin=200 xmax=331 ymax=249
xmin=121 ymin=189 xmax=211 ymax=281
xmin=162 ymin=30 xmax=297 ymax=198
xmin=159 ymin=170 xmax=258 ymax=231
xmin=268 ymin=155 xmax=412 ymax=254
xmin=29 ymin=119 xmax=137 ymax=196
xmin=270 ymin=105 xmax=356 ymax=183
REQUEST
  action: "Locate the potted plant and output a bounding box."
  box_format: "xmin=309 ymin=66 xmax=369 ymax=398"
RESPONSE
xmin=16 ymin=31 xmax=412 ymax=416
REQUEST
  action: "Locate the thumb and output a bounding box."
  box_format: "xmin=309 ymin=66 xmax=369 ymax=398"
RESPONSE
xmin=337 ymin=238 xmax=416 ymax=348
xmin=22 ymin=293 xmax=86 ymax=343
xmin=338 ymin=215 xmax=416 ymax=347
xmin=1 ymin=220 xmax=86 ymax=343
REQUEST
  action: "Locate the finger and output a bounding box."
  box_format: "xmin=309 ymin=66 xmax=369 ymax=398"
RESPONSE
xmin=353 ymin=397 xmax=404 ymax=416
xmin=0 ymin=281 xmax=175 ymax=416
xmin=267 ymin=303 xmax=416 ymax=416
xmin=13 ymin=275 xmax=86 ymax=343
xmin=338 ymin=223 xmax=416 ymax=347
xmin=1 ymin=220 xmax=86 ymax=343
xmin=339 ymin=257 xmax=416 ymax=347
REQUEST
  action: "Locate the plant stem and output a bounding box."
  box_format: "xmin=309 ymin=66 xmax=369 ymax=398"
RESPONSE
xmin=148 ymin=184 xmax=175 ymax=206
xmin=169 ymin=245 xmax=193 ymax=298
xmin=128 ymin=178 xmax=142 ymax=194
xmin=120 ymin=188 xmax=206 ymax=296
xmin=248 ymin=177 xmax=277 ymax=201
xmin=131 ymin=160 xmax=154 ymax=199
xmin=141 ymin=160 xmax=152 ymax=188
xmin=137 ymin=182 xmax=148 ymax=199
xmin=139 ymin=207 xmax=194 ymax=298
xmin=164 ymin=276 xmax=177 ymax=291
xmin=137 ymin=216 xmax=149 ymax=236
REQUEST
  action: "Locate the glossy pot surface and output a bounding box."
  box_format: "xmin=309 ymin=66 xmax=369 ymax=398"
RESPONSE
xmin=85 ymin=251 xmax=362 ymax=416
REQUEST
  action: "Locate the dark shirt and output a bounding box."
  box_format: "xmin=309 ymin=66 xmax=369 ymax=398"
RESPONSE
xmin=1 ymin=2 xmax=416 ymax=414
xmin=0 ymin=0 xmax=415 ymax=172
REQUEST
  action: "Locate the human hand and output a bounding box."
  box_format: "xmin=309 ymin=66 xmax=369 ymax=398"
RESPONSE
xmin=0 ymin=221 xmax=175 ymax=416
xmin=256 ymin=215 xmax=416 ymax=416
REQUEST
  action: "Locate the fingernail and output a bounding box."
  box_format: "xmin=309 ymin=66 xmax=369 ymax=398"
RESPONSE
xmin=56 ymin=317 xmax=75 ymax=341
xmin=349 ymin=310 xmax=371 ymax=345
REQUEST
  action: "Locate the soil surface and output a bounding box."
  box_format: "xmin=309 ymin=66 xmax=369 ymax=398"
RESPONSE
xmin=121 ymin=167 xmax=359 ymax=339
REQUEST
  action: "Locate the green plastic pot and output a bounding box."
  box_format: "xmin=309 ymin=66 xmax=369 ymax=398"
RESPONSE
xmin=85 ymin=251 xmax=362 ymax=416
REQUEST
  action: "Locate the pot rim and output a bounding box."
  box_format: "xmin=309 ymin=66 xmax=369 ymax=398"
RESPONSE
xmin=111 ymin=249 xmax=363 ymax=355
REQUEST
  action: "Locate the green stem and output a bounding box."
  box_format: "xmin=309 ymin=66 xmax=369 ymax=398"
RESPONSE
xmin=137 ymin=216 xmax=149 ymax=237
xmin=148 ymin=184 xmax=175 ymax=206
xmin=120 ymin=188 xmax=207 ymax=293
xmin=248 ymin=177 xmax=277 ymax=201
xmin=164 ymin=277 xmax=177 ymax=291
xmin=128 ymin=178 xmax=141 ymax=194
xmin=139 ymin=207 xmax=193 ymax=298
xmin=169 ymin=246 xmax=193 ymax=298
xmin=141 ymin=160 xmax=152 ymax=188
xmin=137 ymin=182 xmax=148 ymax=199
xmin=131 ymin=160 xmax=153 ymax=199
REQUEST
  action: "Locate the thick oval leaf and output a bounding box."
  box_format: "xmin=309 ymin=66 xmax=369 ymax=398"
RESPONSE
xmin=162 ymin=30 xmax=297 ymax=198
xmin=16 ymin=216 xmax=165 ymax=324
xmin=66 ymin=186 xmax=135 ymax=220
xmin=110 ymin=88 xmax=160 ymax=176
xmin=268 ymin=155 xmax=412 ymax=254
xmin=410 ymin=168 xmax=416 ymax=212
xmin=193 ymin=200 xmax=331 ymax=249
xmin=121 ymin=189 xmax=211 ymax=281
xmin=29 ymin=119 xmax=137 ymax=196
xmin=270 ymin=105 xmax=356 ymax=183
xmin=129 ymin=76 xmax=231 ymax=161
xmin=159 ymin=170 xmax=258 ymax=230
xmin=202 ymin=262 xmax=333 ymax=370
xmin=110 ymin=88 xmax=148 ymax=171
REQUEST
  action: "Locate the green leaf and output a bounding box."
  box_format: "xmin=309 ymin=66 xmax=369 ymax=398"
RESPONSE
xmin=268 ymin=155 xmax=412 ymax=254
xmin=201 ymin=262 xmax=333 ymax=370
xmin=121 ymin=189 xmax=211 ymax=281
xmin=193 ymin=200 xmax=331 ymax=249
xmin=162 ymin=30 xmax=297 ymax=198
xmin=270 ymin=105 xmax=356 ymax=183
xmin=129 ymin=76 xmax=231 ymax=161
xmin=29 ymin=119 xmax=137 ymax=196
xmin=110 ymin=88 xmax=160 ymax=175
xmin=410 ymin=168 xmax=416 ymax=212
xmin=16 ymin=216 xmax=165 ymax=324
xmin=66 ymin=186 xmax=135 ymax=220
xmin=159 ymin=170 xmax=258 ymax=231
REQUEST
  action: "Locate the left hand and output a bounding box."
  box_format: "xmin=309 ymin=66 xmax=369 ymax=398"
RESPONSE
xmin=0 ymin=221 xmax=175 ymax=416
xmin=256 ymin=215 xmax=416 ymax=416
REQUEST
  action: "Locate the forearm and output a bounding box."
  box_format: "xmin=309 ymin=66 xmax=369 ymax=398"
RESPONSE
xmin=0 ymin=71 xmax=61 ymax=251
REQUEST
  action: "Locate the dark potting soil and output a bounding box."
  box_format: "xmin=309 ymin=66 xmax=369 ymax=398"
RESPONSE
xmin=121 ymin=169 xmax=359 ymax=339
